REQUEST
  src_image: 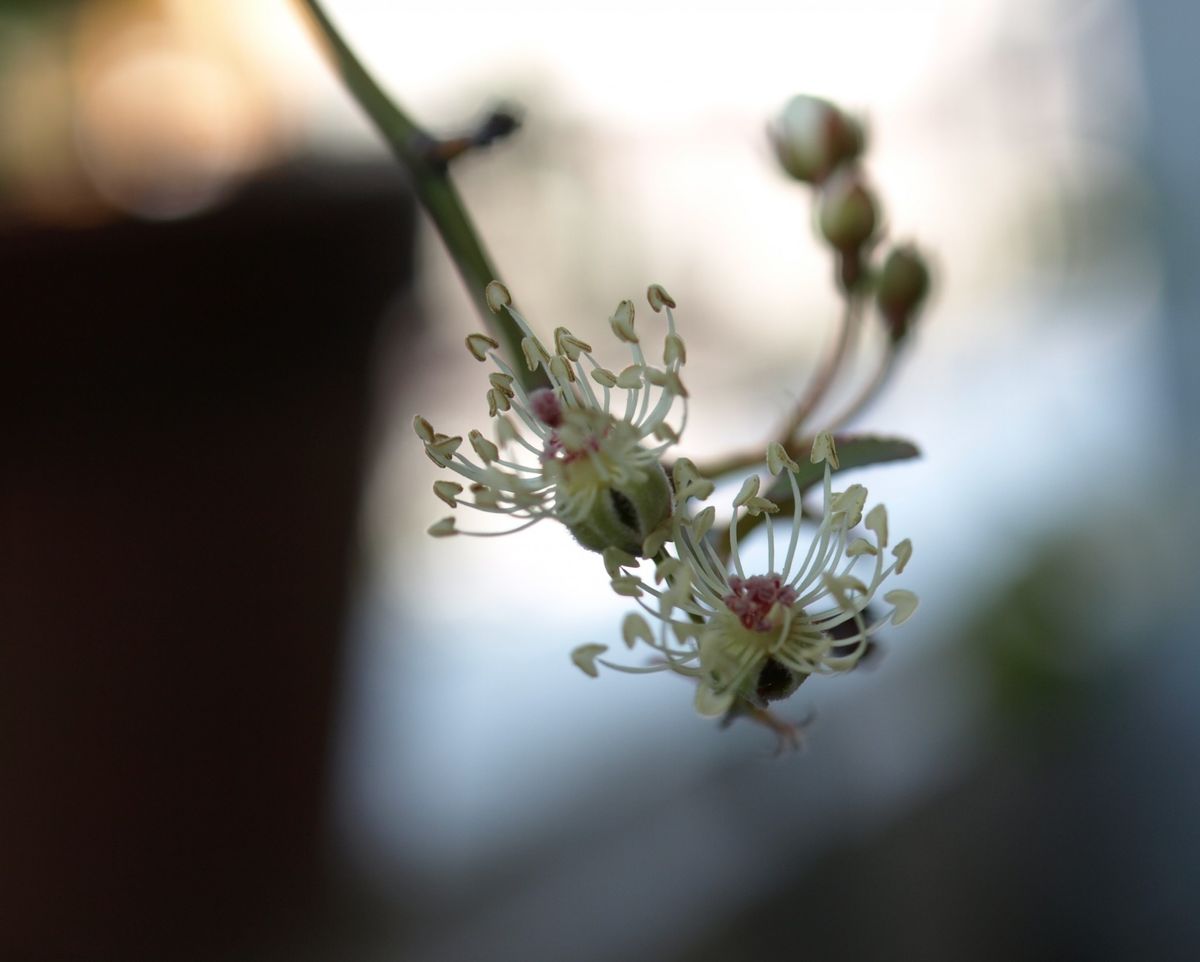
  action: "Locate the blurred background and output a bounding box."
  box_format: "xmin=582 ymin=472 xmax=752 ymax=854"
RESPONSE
xmin=3 ymin=0 xmax=1198 ymax=959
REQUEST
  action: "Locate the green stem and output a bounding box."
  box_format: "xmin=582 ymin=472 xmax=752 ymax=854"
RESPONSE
xmin=824 ymin=341 xmax=898 ymax=432
xmin=299 ymin=0 xmax=545 ymax=389
xmin=777 ymin=294 xmax=862 ymax=445
xmin=693 ymin=436 xmax=813 ymax=482
xmin=693 ymin=295 xmax=864 ymax=481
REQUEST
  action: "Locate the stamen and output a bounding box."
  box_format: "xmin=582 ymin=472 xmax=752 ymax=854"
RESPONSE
xmin=466 ymin=332 xmax=500 ymax=361
xmin=484 ymin=280 xmax=512 ymax=313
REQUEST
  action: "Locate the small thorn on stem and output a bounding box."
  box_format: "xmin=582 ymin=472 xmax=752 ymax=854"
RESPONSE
xmin=417 ymin=105 xmax=524 ymax=170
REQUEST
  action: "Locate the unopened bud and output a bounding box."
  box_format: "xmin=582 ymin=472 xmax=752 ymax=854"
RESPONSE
xmin=755 ymin=658 xmax=805 ymax=704
xmin=876 ymin=244 xmax=930 ymax=342
xmin=770 ymin=95 xmax=864 ymax=185
xmin=565 ymin=461 xmax=673 ymax=557
xmin=818 ymin=169 xmax=878 ymax=253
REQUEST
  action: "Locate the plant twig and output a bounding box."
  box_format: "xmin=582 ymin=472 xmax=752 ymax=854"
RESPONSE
xmin=693 ymin=296 xmax=864 ymax=481
xmin=299 ymin=0 xmax=545 ymax=389
xmin=692 ymin=436 xmax=811 ymax=481
xmin=776 ymin=294 xmax=862 ymax=445
xmin=824 ymin=342 xmax=898 ymax=432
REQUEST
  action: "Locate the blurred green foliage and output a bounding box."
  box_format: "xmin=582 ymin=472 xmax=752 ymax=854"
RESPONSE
xmin=966 ymin=533 xmax=1121 ymax=735
xmin=0 ymin=0 xmax=80 ymax=16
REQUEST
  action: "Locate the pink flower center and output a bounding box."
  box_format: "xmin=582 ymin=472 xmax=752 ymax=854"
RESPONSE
xmin=723 ymin=574 xmax=797 ymax=631
xmin=537 ymin=406 xmax=612 ymax=465
xmin=529 ymin=388 xmax=563 ymax=428
xmin=542 ymin=432 xmax=601 ymax=464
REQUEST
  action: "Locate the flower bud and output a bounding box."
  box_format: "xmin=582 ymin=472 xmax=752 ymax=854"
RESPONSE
xmin=564 ymin=459 xmax=673 ymax=557
xmin=754 ymin=658 xmax=806 ymax=705
xmin=876 ymin=244 xmax=930 ymax=342
xmin=770 ymin=95 xmax=865 ymax=185
xmin=818 ymin=168 xmax=879 ymax=254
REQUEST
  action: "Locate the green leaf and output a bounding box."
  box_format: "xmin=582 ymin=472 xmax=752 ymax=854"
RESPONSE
xmin=718 ymin=434 xmax=918 ymax=562
xmin=777 ymin=434 xmax=920 ymax=496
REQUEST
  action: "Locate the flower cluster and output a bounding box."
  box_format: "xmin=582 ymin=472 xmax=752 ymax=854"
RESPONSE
xmin=416 ymin=281 xmax=688 ymax=556
xmin=572 ymin=433 xmax=917 ymax=717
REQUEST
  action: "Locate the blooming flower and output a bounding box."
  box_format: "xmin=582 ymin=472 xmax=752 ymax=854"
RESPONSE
xmin=572 ymin=433 xmax=917 ymax=717
xmin=416 ymin=281 xmax=688 ymax=556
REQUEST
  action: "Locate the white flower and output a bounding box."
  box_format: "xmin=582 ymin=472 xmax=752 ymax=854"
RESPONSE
xmin=573 ymin=433 xmax=917 ymax=717
xmin=417 ymin=282 xmax=688 ymax=555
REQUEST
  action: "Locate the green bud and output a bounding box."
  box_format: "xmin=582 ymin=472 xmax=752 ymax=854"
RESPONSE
xmin=770 ymin=95 xmax=865 ymax=185
xmin=754 ymin=658 xmax=806 ymax=705
xmin=876 ymin=244 xmax=931 ymax=342
xmin=564 ymin=460 xmax=673 ymax=557
xmin=818 ymin=169 xmax=878 ymax=253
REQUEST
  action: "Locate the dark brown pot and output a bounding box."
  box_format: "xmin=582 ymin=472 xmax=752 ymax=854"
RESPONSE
xmin=0 ymin=162 xmax=416 ymax=961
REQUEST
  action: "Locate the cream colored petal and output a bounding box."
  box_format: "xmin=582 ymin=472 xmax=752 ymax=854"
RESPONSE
xmin=767 ymin=441 xmax=799 ymax=476
xmin=691 ymin=505 xmax=717 ymax=541
xmin=622 ymin=613 xmax=654 ymax=649
xmin=647 ymin=283 xmax=676 ymax=311
xmin=865 ymin=503 xmax=888 ymax=547
xmin=609 ymin=299 xmax=638 ymax=343
xmin=885 ymin=589 xmax=918 ymax=625
xmin=610 ymin=576 xmax=644 ymax=598
xmin=678 ymin=478 xmax=715 ymax=503
xmin=810 ymin=431 xmax=840 ymax=467
xmin=554 ymin=326 xmax=592 ymax=361
xmin=643 ymin=366 xmax=668 ymax=387
xmin=433 ymin=481 xmax=463 ymax=507
xmin=832 ymin=484 xmax=867 ymax=527
xmin=429 ymin=435 xmax=464 ymax=461
xmin=846 ymin=538 xmax=878 ymax=557
xmin=643 ymin=526 xmax=670 ymax=558
xmin=616 ymin=365 xmax=644 ymax=389
xmin=654 ymin=557 xmax=682 ymax=582
xmin=488 ymin=372 xmax=515 ymax=395
xmin=733 ymin=475 xmax=760 ymax=508
xmin=494 ymin=415 xmax=520 ymax=446
xmin=468 ymin=430 xmax=499 ymax=464
xmin=591 ymin=367 xmax=618 ymax=388
xmin=412 ymin=415 xmax=435 ymax=442
xmin=548 ymin=356 xmax=576 ymax=383
xmin=602 ymin=546 xmax=638 ymax=578
xmin=465 ymin=332 xmax=499 ymax=361
xmin=521 ymin=335 xmax=550 ymax=372
xmin=694 ymin=684 xmax=735 ymax=718
xmin=571 ymin=643 xmax=608 ymax=678
xmin=653 ymin=422 xmax=679 ymax=443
